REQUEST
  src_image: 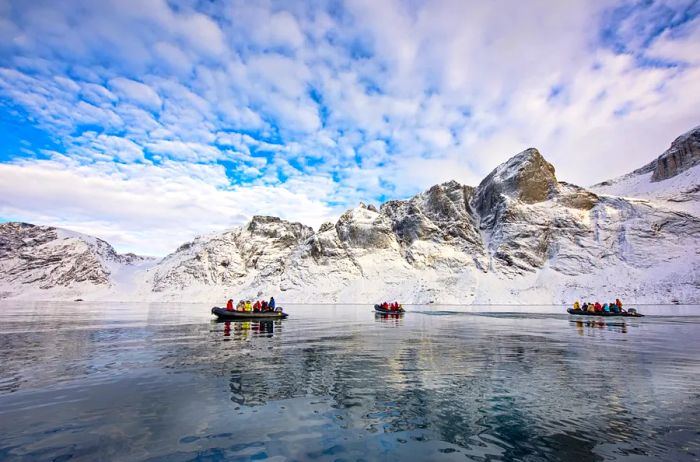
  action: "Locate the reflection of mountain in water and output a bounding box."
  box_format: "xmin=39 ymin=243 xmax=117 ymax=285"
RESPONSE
xmin=217 ymin=316 xmax=694 ymax=460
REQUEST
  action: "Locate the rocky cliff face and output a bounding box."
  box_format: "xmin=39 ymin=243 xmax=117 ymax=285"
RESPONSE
xmin=152 ymin=216 xmax=313 ymax=292
xmin=652 ymin=126 xmax=700 ymax=181
xmin=2 ymin=129 xmax=699 ymax=303
xmin=0 ymin=222 xmax=153 ymax=296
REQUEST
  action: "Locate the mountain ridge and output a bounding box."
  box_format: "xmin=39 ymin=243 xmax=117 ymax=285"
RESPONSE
xmin=1 ymin=128 xmax=699 ymax=303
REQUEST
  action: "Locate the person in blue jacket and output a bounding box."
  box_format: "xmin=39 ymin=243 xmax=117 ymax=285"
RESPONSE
xmin=269 ymin=296 xmax=276 ymax=310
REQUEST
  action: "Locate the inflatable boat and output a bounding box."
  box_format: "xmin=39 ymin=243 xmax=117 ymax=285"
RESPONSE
xmin=567 ymin=308 xmax=644 ymax=317
xmin=211 ymin=307 xmax=288 ymax=320
xmin=374 ymin=304 xmax=405 ymax=314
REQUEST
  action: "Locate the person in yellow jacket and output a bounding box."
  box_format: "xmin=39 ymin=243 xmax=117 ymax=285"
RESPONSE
xmin=245 ymin=300 xmax=252 ymax=312
xmin=573 ymin=300 xmax=581 ymax=310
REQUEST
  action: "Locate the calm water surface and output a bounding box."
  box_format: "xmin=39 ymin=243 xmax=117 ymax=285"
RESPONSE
xmin=0 ymin=302 xmax=699 ymax=461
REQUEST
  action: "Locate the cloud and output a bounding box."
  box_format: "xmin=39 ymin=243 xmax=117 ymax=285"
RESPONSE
xmin=109 ymin=77 xmax=162 ymax=111
xmin=0 ymin=0 xmax=698 ymax=255
xmin=0 ymin=158 xmax=338 ymax=255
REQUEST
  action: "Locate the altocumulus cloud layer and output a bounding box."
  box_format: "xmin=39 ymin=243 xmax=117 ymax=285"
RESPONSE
xmin=0 ymin=0 xmax=698 ymax=255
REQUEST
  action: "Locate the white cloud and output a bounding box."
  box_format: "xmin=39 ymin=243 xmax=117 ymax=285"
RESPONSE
xmin=0 ymin=158 xmax=337 ymax=255
xmin=0 ymin=0 xmax=699 ymax=256
xmin=109 ymin=77 xmax=162 ymax=111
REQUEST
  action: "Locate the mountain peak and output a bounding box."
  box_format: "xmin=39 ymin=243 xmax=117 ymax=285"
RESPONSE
xmin=473 ymin=148 xmax=558 ymax=223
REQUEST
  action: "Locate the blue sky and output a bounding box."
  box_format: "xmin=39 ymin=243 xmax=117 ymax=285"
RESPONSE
xmin=0 ymin=0 xmax=699 ymax=255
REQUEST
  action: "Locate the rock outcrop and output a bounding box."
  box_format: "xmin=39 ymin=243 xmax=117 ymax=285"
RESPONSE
xmin=0 ymin=222 xmax=152 ymax=292
xmin=652 ymin=126 xmax=700 ymax=181
xmin=152 ymin=216 xmax=313 ymax=292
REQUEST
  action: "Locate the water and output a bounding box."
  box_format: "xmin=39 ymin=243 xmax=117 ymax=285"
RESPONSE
xmin=0 ymin=302 xmax=699 ymax=461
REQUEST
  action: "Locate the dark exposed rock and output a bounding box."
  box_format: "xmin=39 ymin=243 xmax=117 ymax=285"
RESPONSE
xmin=381 ymin=180 xmax=481 ymax=249
xmin=335 ymin=206 xmax=396 ymax=249
xmin=473 ymin=148 xmax=559 ymax=228
xmin=557 ymin=182 xmax=600 ymax=210
xmin=651 ymin=126 xmax=700 ymax=181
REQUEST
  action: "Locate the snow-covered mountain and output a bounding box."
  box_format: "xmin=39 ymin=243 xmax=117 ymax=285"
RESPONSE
xmin=0 ymin=222 xmax=156 ymax=300
xmin=592 ymin=125 xmax=700 ymax=216
xmin=2 ymin=128 xmax=699 ymax=303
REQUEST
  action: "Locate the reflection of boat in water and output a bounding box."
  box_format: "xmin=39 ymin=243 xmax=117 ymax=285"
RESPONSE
xmin=211 ymin=307 xmax=288 ymax=320
xmin=374 ymin=312 xmax=403 ymax=326
xmin=374 ymin=304 xmax=405 ymax=315
xmin=220 ymin=320 xmax=277 ymax=339
xmin=567 ymin=308 xmax=643 ymax=317
xmin=571 ymin=318 xmax=644 ymax=334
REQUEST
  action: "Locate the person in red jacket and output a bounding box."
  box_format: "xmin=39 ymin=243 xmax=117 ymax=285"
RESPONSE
xmin=382 ymin=301 xmax=389 ymax=310
xmin=594 ymin=302 xmax=602 ymax=312
xmin=253 ymin=300 xmax=261 ymax=311
xmin=226 ymin=299 xmax=234 ymax=311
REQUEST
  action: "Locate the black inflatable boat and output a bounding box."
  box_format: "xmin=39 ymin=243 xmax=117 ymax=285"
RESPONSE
xmin=374 ymin=304 xmax=405 ymax=314
xmin=211 ymin=307 xmax=288 ymax=320
xmin=567 ymin=308 xmax=644 ymax=317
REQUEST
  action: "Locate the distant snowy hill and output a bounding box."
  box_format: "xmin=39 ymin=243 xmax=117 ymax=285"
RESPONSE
xmin=0 ymin=222 xmax=156 ymax=300
xmin=1 ymin=128 xmax=699 ymax=303
xmin=592 ymin=125 xmax=700 ymax=216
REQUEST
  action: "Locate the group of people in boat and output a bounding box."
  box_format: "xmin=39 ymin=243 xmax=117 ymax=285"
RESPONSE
xmin=572 ymin=298 xmax=625 ymax=313
xmin=379 ymin=301 xmax=403 ymax=311
xmin=225 ymin=296 xmax=277 ymax=312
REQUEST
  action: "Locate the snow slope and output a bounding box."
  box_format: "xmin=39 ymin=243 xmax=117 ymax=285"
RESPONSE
xmin=592 ymin=125 xmax=700 ymax=216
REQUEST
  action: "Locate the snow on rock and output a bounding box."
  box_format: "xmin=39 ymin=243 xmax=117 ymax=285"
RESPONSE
xmin=0 ymin=222 xmax=156 ymax=300
xmin=2 ymin=128 xmax=700 ymax=304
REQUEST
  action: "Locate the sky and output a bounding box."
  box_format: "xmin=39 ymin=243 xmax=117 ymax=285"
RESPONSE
xmin=0 ymin=0 xmax=699 ymax=256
